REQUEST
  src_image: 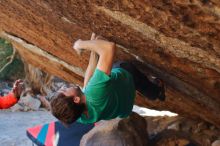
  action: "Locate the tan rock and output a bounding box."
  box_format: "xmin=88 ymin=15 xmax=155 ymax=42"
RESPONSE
xmin=212 ymin=140 xmax=220 ymax=146
xmin=80 ymin=112 xmax=148 ymax=146
xmin=0 ymin=0 xmax=220 ymax=128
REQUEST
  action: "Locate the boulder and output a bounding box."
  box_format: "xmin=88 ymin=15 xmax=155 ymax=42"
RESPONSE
xmin=212 ymin=140 xmax=220 ymax=146
xmin=80 ymin=112 xmax=148 ymax=146
xmin=0 ymin=0 xmax=219 ymax=127
xmin=11 ymin=93 xmax=41 ymax=111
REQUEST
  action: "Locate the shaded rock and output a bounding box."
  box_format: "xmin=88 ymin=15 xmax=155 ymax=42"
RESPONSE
xmin=167 ymin=122 xmax=180 ymax=131
xmin=10 ymin=104 xmax=24 ymax=112
xmin=144 ymin=115 xmax=220 ymax=146
xmin=144 ymin=116 xmax=181 ymax=137
xmin=24 ymin=64 xmax=69 ymax=99
xmin=212 ymin=140 xmax=220 ymax=146
xmin=194 ymin=122 xmax=208 ymax=133
xmin=80 ymin=112 xmax=148 ymax=146
xmin=11 ymin=93 xmax=41 ymax=111
xmin=0 ymin=0 xmax=220 ymax=127
xmin=150 ymin=130 xmax=198 ymax=146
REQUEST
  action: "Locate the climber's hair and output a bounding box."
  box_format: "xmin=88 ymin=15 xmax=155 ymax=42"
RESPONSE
xmin=50 ymin=92 xmax=85 ymax=125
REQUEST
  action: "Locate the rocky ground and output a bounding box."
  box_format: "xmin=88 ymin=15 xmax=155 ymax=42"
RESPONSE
xmin=1 ymin=107 xmax=220 ymax=146
xmin=0 ymin=110 xmax=55 ymax=146
xmin=145 ymin=116 xmax=220 ymax=146
xmin=0 ymin=81 xmax=220 ymax=146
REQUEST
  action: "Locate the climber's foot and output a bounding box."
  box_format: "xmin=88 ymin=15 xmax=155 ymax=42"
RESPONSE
xmin=148 ymin=76 xmax=166 ymax=101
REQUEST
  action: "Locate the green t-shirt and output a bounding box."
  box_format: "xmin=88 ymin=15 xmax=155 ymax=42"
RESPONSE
xmin=77 ymin=68 xmax=135 ymax=124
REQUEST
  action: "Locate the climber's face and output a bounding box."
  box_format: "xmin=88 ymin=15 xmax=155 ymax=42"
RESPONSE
xmin=57 ymin=85 xmax=83 ymax=104
xmin=58 ymin=86 xmax=76 ymax=97
xmin=50 ymin=85 xmax=86 ymax=125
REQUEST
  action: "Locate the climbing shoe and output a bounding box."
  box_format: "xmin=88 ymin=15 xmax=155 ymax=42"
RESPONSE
xmin=148 ymin=76 xmax=166 ymax=101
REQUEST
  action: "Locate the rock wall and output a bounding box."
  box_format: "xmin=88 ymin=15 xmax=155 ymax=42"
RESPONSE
xmin=0 ymin=0 xmax=219 ymax=127
xmin=80 ymin=112 xmax=148 ymax=146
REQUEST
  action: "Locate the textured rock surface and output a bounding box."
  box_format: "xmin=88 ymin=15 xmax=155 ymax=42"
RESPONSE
xmin=0 ymin=0 xmax=219 ymax=127
xmin=11 ymin=93 xmax=41 ymax=111
xmin=212 ymin=140 xmax=220 ymax=146
xmin=80 ymin=112 xmax=148 ymax=146
xmin=145 ymin=116 xmax=220 ymax=146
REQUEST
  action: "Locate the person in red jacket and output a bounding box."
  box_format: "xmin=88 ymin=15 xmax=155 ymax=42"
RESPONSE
xmin=0 ymin=79 xmax=24 ymax=109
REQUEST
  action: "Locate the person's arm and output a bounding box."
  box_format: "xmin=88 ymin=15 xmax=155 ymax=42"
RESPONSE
xmin=83 ymin=33 xmax=99 ymax=88
xmin=0 ymin=93 xmax=18 ymax=109
xmin=73 ymin=38 xmax=116 ymax=75
xmin=84 ymin=51 xmax=99 ymax=88
xmin=0 ymin=79 xmax=24 ymax=109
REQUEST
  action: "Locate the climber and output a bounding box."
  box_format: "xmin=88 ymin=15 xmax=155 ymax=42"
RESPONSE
xmin=0 ymin=79 xmax=24 ymax=109
xmin=50 ymin=33 xmax=165 ymax=125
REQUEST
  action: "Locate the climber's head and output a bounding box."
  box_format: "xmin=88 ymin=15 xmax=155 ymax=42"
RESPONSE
xmin=50 ymin=85 xmax=86 ymax=125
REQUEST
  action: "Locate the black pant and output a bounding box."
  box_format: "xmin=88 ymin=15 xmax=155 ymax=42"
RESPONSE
xmin=113 ymin=61 xmax=163 ymax=100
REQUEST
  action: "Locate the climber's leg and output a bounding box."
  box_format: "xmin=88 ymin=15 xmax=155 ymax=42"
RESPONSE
xmin=113 ymin=61 xmax=166 ymax=101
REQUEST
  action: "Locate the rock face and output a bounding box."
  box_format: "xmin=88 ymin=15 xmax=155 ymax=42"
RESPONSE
xmin=0 ymin=0 xmax=220 ymax=127
xmin=145 ymin=116 xmax=220 ymax=146
xmin=11 ymin=93 xmax=41 ymax=112
xmin=212 ymin=140 xmax=220 ymax=146
xmin=80 ymin=112 xmax=148 ymax=146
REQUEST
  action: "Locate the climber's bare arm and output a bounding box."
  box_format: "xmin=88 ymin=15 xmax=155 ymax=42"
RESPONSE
xmin=83 ymin=33 xmax=99 ymax=88
xmin=84 ymin=51 xmax=99 ymax=88
xmin=73 ymin=39 xmax=115 ymax=75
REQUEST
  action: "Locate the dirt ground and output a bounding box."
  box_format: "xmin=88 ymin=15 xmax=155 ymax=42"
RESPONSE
xmin=0 ymin=110 xmax=55 ymax=146
xmin=0 ymin=105 xmax=177 ymax=146
xmin=1 ymin=106 xmax=217 ymax=146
